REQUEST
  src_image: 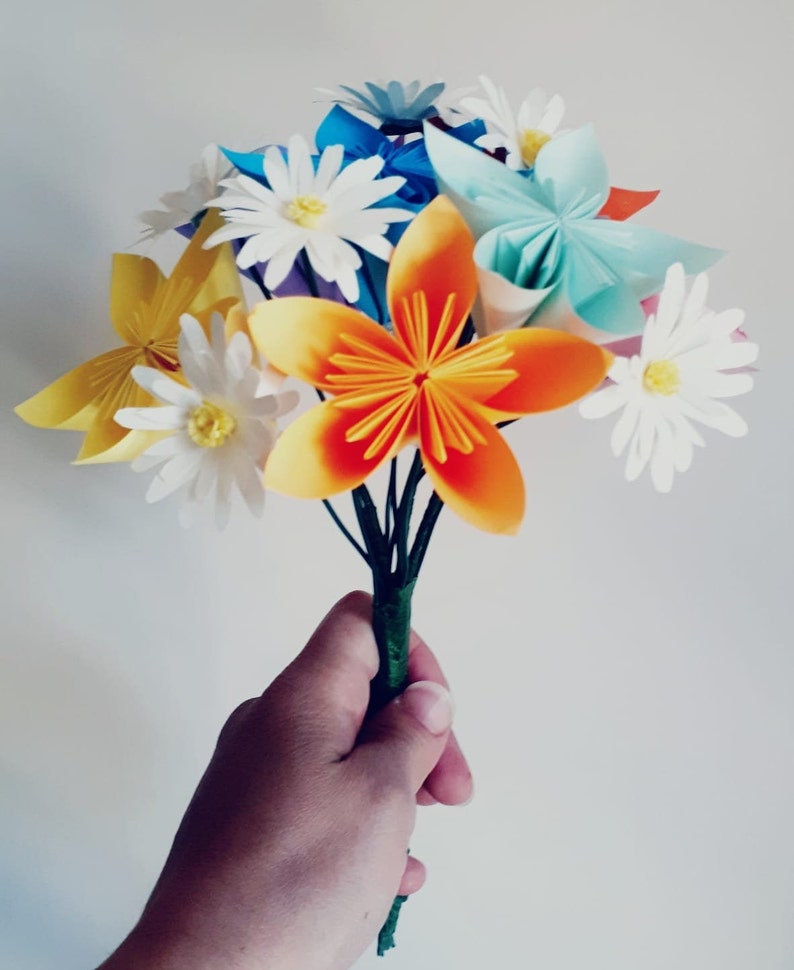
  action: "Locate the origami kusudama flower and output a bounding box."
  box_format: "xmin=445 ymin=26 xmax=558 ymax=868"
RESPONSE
xmin=250 ymin=196 xmax=612 ymax=534
xmin=579 ymin=263 xmax=758 ymax=492
xmin=14 ymin=212 xmax=242 ymax=463
xmin=316 ymin=80 xmax=447 ymax=133
xmin=115 ymin=315 xmax=299 ymax=527
xmin=424 ymin=122 xmax=723 ymax=339
xmin=315 ymin=106 xmax=438 ymax=210
xmin=460 ymin=75 xmax=565 ymax=170
xmin=204 ymin=135 xmax=413 ymax=304
xmin=139 ymin=145 xmax=231 ymax=240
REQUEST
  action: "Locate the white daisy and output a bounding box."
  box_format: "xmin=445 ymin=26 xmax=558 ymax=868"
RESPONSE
xmin=139 ymin=145 xmax=231 ymax=240
xmin=460 ymin=75 xmax=565 ymax=170
xmin=203 ymin=134 xmax=413 ymax=303
xmin=115 ymin=314 xmax=299 ymax=528
xmin=579 ymin=263 xmax=759 ymax=492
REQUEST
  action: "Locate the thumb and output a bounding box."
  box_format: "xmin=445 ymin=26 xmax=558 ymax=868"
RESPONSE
xmin=355 ymin=682 xmax=454 ymax=794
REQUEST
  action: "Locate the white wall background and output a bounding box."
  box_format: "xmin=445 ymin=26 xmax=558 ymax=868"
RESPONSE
xmin=1 ymin=1 xmax=793 ymax=968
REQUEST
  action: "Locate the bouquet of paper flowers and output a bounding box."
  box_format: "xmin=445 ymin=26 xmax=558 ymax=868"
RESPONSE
xmin=15 ymin=77 xmax=759 ymax=954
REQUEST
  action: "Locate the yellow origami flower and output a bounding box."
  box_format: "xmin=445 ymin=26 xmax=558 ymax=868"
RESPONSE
xmin=15 ymin=211 xmax=242 ymax=463
xmin=250 ymin=196 xmax=613 ymax=534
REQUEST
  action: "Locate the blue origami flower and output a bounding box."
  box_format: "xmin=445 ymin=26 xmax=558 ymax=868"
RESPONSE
xmin=424 ymin=123 xmax=724 ymax=337
xmin=318 ymin=80 xmax=447 ymax=134
xmin=315 ymin=106 xmax=437 ymax=210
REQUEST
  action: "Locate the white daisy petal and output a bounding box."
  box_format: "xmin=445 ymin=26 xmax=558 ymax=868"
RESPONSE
xmin=214 ymin=460 xmax=234 ymax=530
xmin=712 ymin=340 xmax=759 ymax=370
xmin=625 ymin=429 xmax=650 ymax=482
xmin=654 ymin=263 xmax=686 ymax=340
xmin=314 ymin=144 xmax=344 ymax=195
xmin=232 ymin=448 xmax=266 ymax=517
xmin=610 ymin=395 xmax=641 ymax=457
xmin=649 ymin=418 xmax=676 ymax=492
xmin=699 ymin=371 xmax=754 ymax=398
xmin=263 ymin=236 xmax=308 ymax=291
xmin=679 ymin=397 xmax=749 ymax=436
xmin=132 ymin=435 xmax=195 ymax=473
xmin=115 ymin=405 xmax=185 ymax=430
xmin=540 ymin=93 xmax=565 ymax=132
xmin=710 ymin=307 xmax=746 ymax=339
xmin=146 ymin=450 xmax=204 ymax=503
xmin=263 ymin=145 xmax=293 ymax=202
xmin=579 ymin=383 xmax=628 ymax=419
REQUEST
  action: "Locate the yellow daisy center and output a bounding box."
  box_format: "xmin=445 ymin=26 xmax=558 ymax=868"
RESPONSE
xmin=519 ymin=128 xmax=551 ymax=167
xmin=287 ymin=194 xmax=327 ymax=229
xmin=188 ymin=400 xmax=237 ymax=448
xmin=643 ymin=359 xmax=681 ymax=396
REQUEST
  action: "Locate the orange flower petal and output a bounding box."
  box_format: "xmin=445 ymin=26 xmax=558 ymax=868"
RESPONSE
xmin=419 ymin=394 xmax=525 ymax=535
xmin=598 ymin=187 xmax=660 ymax=221
xmin=475 ymin=329 xmax=613 ymax=419
xmin=249 ymin=297 xmax=405 ymax=391
xmin=386 ymin=196 xmax=478 ymax=363
xmin=265 ymin=398 xmax=406 ymax=498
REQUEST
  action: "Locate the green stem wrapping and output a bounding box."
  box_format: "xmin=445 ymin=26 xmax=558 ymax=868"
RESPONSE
xmin=377 ymin=895 xmax=409 ymax=956
xmin=369 ymin=579 xmax=416 ymax=712
xmin=369 ymin=579 xmax=416 ymax=955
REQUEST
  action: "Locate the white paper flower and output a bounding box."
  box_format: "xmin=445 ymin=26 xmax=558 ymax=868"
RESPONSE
xmin=139 ymin=145 xmax=231 ymax=240
xmin=203 ymin=134 xmax=413 ymax=303
xmin=115 ymin=314 xmax=299 ymax=528
xmin=460 ymin=75 xmax=565 ymax=170
xmin=579 ymin=263 xmax=758 ymax=492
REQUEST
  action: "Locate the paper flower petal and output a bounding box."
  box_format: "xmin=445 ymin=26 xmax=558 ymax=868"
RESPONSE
xmin=481 ymin=329 xmax=614 ymax=417
xmin=249 ymin=297 xmax=403 ymax=390
xmin=386 ymin=195 xmax=477 ymax=356
xmin=264 ymin=399 xmax=393 ymax=497
xmin=474 ymin=265 xmax=555 ymax=335
xmin=419 ymin=402 xmax=525 ymax=535
xmin=598 ymin=187 xmax=660 ymax=221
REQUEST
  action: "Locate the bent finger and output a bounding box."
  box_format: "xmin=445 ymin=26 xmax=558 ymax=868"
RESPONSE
xmin=398 ymin=854 xmax=426 ymax=895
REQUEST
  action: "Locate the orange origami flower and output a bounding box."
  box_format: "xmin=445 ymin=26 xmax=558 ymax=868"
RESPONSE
xmin=250 ymin=196 xmax=612 ymax=534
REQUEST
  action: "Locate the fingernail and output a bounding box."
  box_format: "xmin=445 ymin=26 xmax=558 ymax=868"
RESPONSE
xmin=402 ymin=682 xmax=454 ymax=736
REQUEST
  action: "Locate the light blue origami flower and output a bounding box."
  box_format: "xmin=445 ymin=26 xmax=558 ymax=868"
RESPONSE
xmin=318 ymin=80 xmax=447 ymax=134
xmin=424 ymin=123 xmax=724 ymax=337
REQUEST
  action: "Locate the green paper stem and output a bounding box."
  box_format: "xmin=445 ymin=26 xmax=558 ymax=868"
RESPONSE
xmin=369 ymin=579 xmax=415 ymax=956
xmin=377 ymin=895 xmax=409 ymax=956
xmin=325 ymin=449 xmax=450 ymax=956
xmin=369 ymin=578 xmax=416 ymax=711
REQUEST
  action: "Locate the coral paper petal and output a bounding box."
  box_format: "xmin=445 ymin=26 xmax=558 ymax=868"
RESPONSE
xmin=249 ymin=297 xmax=403 ymax=391
xmin=387 ymin=196 xmax=478 ymax=357
xmin=598 ymin=187 xmax=660 ymax=221
xmin=264 ymin=399 xmax=391 ymax=497
xmin=482 ymin=328 xmax=613 ymax=417
xmin=420 ymin=404 xmax=525 ymax=535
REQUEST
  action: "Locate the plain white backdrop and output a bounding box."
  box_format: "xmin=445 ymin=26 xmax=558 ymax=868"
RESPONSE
xmin=1 ymin=1 xmax=793 ymax=967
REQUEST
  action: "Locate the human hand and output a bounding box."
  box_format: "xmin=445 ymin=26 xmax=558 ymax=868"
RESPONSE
xmin=100 ymin=591 xmax=473 ymax=970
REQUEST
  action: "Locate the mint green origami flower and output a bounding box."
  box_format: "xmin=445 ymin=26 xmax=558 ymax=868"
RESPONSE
xmin=424 ymin=123 xmax=724 ymax=338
